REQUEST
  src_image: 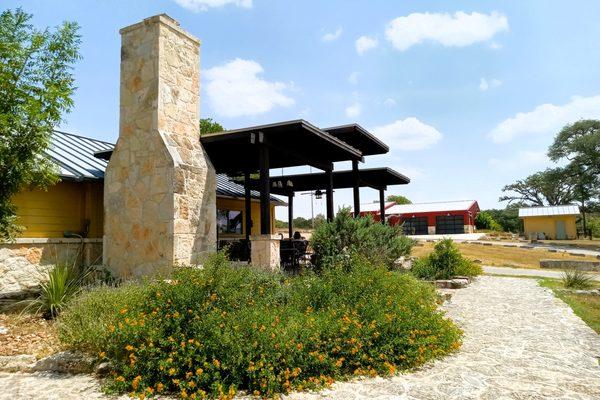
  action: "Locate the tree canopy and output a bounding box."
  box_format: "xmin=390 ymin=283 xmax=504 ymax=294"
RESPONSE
xmin=386 ymin=194 xmax=411 ymax=205
xmin=500 ymin=167 xmax=576 ymax=206
xmin=0 ymin=8 xmax=81 ymax=240
xmin=199 ymin=118 xmax=224 ymax=135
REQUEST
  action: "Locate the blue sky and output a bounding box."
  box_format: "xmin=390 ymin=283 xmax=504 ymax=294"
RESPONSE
xmin=9 ymin=0 xmax=600 ymax=220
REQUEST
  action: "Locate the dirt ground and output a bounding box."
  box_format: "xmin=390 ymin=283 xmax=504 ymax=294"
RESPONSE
xmin=412 ymin=242 xmax=600 ymax=269
xmin=0 ymin=313 xmax=61 ymax=358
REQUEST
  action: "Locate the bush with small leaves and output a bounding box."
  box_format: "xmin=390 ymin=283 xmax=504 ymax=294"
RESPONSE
xmin=59 ymin=253 xmax=461 ymax=398
xmin=412 ymin=239 xmax=482 ymax=280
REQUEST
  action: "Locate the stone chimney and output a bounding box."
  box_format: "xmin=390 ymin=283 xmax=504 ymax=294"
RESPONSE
xmin=104 ymin=14 xmax=216 ymax=277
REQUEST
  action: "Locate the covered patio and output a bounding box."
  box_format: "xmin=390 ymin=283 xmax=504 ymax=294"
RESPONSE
xmin=201 ymin=120 xmax=410 ymax=269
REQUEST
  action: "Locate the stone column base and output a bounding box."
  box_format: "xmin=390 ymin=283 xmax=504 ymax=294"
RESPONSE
xmin=250 ymin=235 xmax=281 ymax=272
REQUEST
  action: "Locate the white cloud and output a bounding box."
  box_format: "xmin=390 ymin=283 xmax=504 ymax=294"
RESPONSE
xmin=372 ymin=117 xmax=443 ymax=151
xmin=385 ymin=11 xmax=508 ymax=51
xmin=488 ymin=95 xmax=600 ymax=143
xmin=173 ymin=0 xmax=252 ymax=12
xmin=383 ymin=98 xmax=397 ymax=108
xmin=355 ymin=35 xmax=378 ymax=55
xmin=489 ymin=150 xmax=549 ymax=171
xmin=479 ymin=77 xmax=502 ymax=91
xmin=489 ymin=41 xmax=502 ymax=50
xmin=348 ymin=71 xmax=359 ymax=84
xmin=204 ymin=58 xmax=294 ymax=117
xmin=345 ymin=102 xmax=362 ymax=118
xmin=322 ymin=27 xmax=343 ymax=42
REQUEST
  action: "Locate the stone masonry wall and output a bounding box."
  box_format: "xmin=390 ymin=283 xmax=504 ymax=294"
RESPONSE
xmin=104 ymin=15 xmax=216 ymax=278
xmin=0 ymin=239 xmax=102 ymax=299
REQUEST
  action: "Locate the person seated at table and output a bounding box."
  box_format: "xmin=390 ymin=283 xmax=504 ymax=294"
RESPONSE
xmin=293 ymin=231 xmax=303 ymax=240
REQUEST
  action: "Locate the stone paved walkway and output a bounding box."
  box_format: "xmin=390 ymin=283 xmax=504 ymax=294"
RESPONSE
xmin=1 ymin=276 xmax=599 ymax=399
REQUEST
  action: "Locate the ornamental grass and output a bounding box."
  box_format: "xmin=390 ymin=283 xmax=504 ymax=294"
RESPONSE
xmin=58 ymin=253 xmax=461 ymax=398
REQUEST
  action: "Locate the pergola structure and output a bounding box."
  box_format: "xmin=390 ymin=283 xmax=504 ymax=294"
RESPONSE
xmin=243 ymin=167 xmax=410 ymax=238
xmin=324 ymin=124 xmax=389 ymax=217
xmin=199 ymin=120 xmax=363 ymax=237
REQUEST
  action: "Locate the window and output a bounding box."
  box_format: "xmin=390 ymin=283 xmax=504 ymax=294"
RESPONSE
xmin=217 ymin=209 xmax=242 ymax=234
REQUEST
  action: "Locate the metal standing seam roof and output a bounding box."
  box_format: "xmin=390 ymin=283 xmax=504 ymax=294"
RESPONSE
xmin=359 ymin=202 xmax=396 ymax=213
xmin=386 ymin=200 xmax=479 ymax=216
xmin=518 ymin=205 xmax=580 ymax=217
xmin=46 ymin=131 xmax=284 ymax=204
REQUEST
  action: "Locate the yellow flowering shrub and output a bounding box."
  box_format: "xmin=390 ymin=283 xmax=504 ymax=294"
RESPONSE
xmin=59 ymin=253 xmax=461 ymax=398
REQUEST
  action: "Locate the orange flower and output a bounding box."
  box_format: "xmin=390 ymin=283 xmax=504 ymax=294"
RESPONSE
xmin=116 ymin=376 xmax=125 ymax=382
xmin=125 ymin=345 xmax=134 ymax=351
xmin=169 ymin=367 xmax=176 ymax=375
xmin=213 ymin=359 xmax=221 ymax=368
xmin=196 ymin=368 xmax=203 ymax=375
xmin=132 ymin=375 xmax=142 ymax=390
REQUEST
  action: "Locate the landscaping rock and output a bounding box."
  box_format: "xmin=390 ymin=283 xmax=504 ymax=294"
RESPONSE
xmin=0 ymin=326 xmax=7 ymax=335
xmin=394 ymin=256 xmax=414 ymax=270
xmin=94 ymin=361 xmax=112 ymax=376
xmin=539 ymin=259 xmax=600 ymax=271
xmin=0 ymin=354 xmax=37 ymax=372
xmin=32 ymin=351 xmax=95 ymax=374
xmin=450 ymin=278 xmax=469 ymax=289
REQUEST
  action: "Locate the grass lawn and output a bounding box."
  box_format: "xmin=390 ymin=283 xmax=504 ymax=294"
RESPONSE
xmin=412 ymin=242 xmax=599 ymax=270
xmin=539 ymin=278 xmax=600 ymax=334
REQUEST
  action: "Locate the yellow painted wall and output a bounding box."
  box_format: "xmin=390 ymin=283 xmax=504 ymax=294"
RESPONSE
xmin=12 ymin=181 xmax=104 ymax=238
xmin=216 ymin=197 xmax=275 ymax=237
xmin=522 ymin=215 xmax=578 ymax=240
xmin=13 ymin=182 xmax=276 ymax=239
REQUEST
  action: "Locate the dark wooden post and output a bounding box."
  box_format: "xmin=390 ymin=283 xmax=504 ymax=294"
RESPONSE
xmin=244 ymin=171 xmax=252 ymax=240
xmin=288 ymin=193 xmax=294 ymax=238
xmin=259 ymin=145 xmax=271 ymax=234
xmin=326 ymin=169 xmax=334 ymax=221
xmin=379 ymin=188 xmax=386 ymax=224
xmin=352 ymin=160 xmax=360 ymax=218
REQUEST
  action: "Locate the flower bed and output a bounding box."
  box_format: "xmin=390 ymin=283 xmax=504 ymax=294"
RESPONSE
xmin=58 ymin=254 xmax=461 ymax=398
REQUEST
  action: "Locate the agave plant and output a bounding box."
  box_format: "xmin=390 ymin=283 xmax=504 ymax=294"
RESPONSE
xmin=561 ymin=269 xmax=593 ymax=290
xmin=25 ymin=264 xmax=91 ymax=319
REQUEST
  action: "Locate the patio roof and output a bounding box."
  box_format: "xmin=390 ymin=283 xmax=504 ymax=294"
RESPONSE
xmin=200 ymin=119 xmax=363 ymax=174
xmin=323 ymin=124 xmax=389 ymax=156
xmin=242 ymin=167 xmax=410 ymax=196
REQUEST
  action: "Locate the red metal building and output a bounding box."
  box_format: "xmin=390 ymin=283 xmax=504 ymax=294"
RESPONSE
xmin=363 ymin=200 xmax=480 ymax=235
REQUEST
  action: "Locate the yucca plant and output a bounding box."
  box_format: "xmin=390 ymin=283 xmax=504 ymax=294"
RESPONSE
xmin=561 ymin=269 xmax=593 ymax=290
xmin=25 ymin=264 xmax=91 ymax=319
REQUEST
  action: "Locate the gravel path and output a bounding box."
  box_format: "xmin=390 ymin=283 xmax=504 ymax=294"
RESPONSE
xmin=1 ymin=276 xmax=599 ymax=399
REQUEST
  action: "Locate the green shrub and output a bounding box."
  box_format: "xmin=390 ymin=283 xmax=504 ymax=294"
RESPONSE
xmin=475 ymin=211 xmax=502 ymax=231
xmin=311 ymin=209 xmax=413 ymax=270
xmin=562 ymin=269 xmax=593 ymax=289
xmin=412 ymin=239 xmax=482 ymax=280
xmin=59 ymin=253 xmax=461 ymax=398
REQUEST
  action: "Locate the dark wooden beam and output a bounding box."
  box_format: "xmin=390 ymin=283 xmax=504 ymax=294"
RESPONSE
xmin=352 ymin=160 xmax=360 ymax=217
xmin=379 ymin=188 xmax=386 ymax=225
xmin=252 ymin=131 xmax=333 ymax=172
xmin=244 ymin=171 xmax=252 ymax=240
xmin=288 ymin=194 xmax=294 ymax=238
xmin=326 ymin=169 xmax=334 ymax=221
xmin=259 ymin=145 xmax=271 ymax=234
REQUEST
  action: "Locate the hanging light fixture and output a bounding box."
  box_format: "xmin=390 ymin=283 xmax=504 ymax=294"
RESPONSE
xmin=314 ymin=189 xmax=323 ymax=200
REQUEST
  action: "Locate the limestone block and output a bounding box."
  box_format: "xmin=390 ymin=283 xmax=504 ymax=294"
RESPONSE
xmin=250 ymin=235 xmax=281 ymax=272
